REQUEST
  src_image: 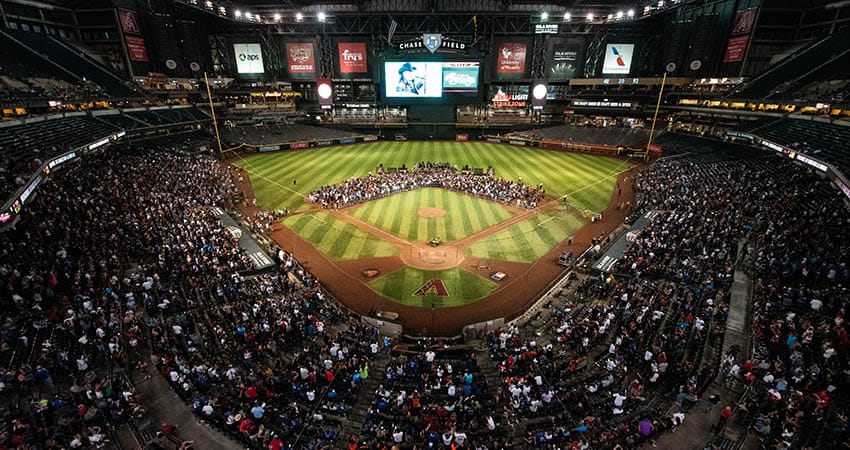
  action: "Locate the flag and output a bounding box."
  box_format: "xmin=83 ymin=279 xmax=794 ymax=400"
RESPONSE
xmin=388 ymin=15 xmax=398 ymax=43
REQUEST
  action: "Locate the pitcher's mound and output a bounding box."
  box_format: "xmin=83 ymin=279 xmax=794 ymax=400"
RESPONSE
xmin=418 ymin=207 xmax=447 ymax=218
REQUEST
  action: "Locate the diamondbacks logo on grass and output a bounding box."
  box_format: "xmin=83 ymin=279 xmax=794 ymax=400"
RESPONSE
xmin=414 ymin=279 xmax=449 ymax=297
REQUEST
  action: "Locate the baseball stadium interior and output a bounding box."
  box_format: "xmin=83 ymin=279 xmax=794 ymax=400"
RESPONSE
xmin=0 ymin=0 xmax=849 ymax=449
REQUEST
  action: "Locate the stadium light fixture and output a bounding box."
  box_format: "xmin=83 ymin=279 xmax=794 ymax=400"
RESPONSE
xmin=234 ymin=10 xmax=241 ymax=18
xmin=628 ymin=9 xmax=635 ymax=17
xmin=318 ymin=11 xmax=327 ymax=22
xmin=658 ymin=0 xmax=665 ymax=7
xmin=541 ymin=12 xmax=549 ymax=21
xmin=616 ymin=11 xmax=623 ymax=19
xmin=245 ymin=12 xmax=252 ymax=19
xmin=587 ymin=12 xmax=594 ymax=21
xmin=296 ymin=12 xmax=303 ymax=21
xmin=274 ymin=13 xmax=281 ymax=21
xmin=564 ymin=12 xmax=571 ymax=21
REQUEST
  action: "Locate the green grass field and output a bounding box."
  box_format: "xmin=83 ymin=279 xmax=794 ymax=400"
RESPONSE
xmin=234 ymin=141 xmax=629 ymax=214
xmin=282 ymin=212 xmax=399 ymax=260
xmin=350 ymin=188 xmax=513 ymax=243
xmin=369 ymin=267 xmax=498 ymax=307
xmin=465 ymin=212 xmax=586 ymax=263
xmin=236 ymin=141 xmax=629 ymax=308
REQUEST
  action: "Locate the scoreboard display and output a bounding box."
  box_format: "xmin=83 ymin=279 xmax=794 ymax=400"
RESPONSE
xmin=384 ymin=61 xmax=480 ymax=100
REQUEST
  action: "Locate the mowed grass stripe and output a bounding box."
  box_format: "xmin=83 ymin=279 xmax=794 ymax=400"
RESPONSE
xmin=387 ymin=193 xmax=408 ymax=239
xmin=455 ymin=193 xmax=476 ymax=238
xmin=426 ymin=189 xmax=439 ymax=241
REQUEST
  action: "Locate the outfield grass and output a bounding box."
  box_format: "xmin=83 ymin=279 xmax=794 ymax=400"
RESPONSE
xmin=349 ymin=188 xmax=513 ymax=243
xmin=282 ymin=212 xmax=399 ymax=260
xmin=465 ymin=212 xmax=586 ymax=263
xmin=369 ymin=267 xmax=498 ymax=307
xmin=234 ymin=141 xmax=629 ymax=214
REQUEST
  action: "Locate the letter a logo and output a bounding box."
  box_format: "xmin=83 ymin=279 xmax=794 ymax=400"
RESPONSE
xmin=414 ymin=279 xmax=449 ymax=297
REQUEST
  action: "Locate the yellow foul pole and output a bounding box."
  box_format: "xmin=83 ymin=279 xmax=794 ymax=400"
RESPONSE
xmin=204 ymin=72 xmax=224 ymax=158
xmin=646 ymin=72 xmax=667 ymax=156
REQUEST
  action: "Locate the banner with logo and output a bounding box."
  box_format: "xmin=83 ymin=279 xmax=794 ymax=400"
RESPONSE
xmin=731 ymin=8 xmax=757 ymax=35
xmin=547 ymin=39 xmax=583 ymax=80
xmin=338 ymin=42 xmax=367 ymax=73
xmin=125 ymin=36 xmax=149 ymax=62
xmin=602 ymin=44 xmax=634 ymax=75
xmin=233 ymin=43 xmax=264 ymax=74
xmin=497 ymin=42 xmax=527 ymax=74
xmin=724 ymin=8 xmax=757 ymax=64
xmin=723 ymin=36 xmax=749 ymax=62
xmin=286 ymin=43 xmax=316 ymax=74
xmin=118 ymin=9 xmax=141 ymax=35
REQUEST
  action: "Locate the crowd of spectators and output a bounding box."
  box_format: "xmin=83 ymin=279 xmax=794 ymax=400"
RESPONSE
xmin=309 ymin=162 xmax=545 ymax=210
xmin=622 ymin=151 xmax=850 ymax=448
xmin=0 ymin=140 xmax=391 ymax=449
xmin=356 ymin=347 xmax=492 ymax=449
xmin=0 ymin=144 xmax=238 ymax=449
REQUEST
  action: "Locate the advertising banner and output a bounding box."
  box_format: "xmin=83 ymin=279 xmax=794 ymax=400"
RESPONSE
xmin=723 ymin=36 xmax=749 ymax=62
xmin=290 ymin=142 xmax=309 ymax=150
xmin=602 ymin=44 xmax=634 ymax=75
xmin=497 ymin=42 xmax=527 ymax=74
xmin=338 ymin=42 xmax=368 ymax=73
xmin=456 ymin=134 xmax=469 ymax=142
xmin=286 ymin=43 xmax=316 ymax=74
xmin=125 ymin=37 xmax=149 ymax=62
xmin=233 ymin=43 xmax=264 ymax=74
xmin=548 ymin=40 xmax=582 ymax=80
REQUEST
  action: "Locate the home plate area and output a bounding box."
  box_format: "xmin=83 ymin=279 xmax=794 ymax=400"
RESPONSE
xmin=419 ymin=248 xmax=447 ymax=264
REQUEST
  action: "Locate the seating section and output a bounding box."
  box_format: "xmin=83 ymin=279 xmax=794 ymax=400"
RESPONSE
xmin=221 ymin=123 xmax=363 ymax=146
xmin=0 ymin=108 xmax=211 ymax=199
xmin=733 ymin=30 xmax=850 ymax=99
xmin=5 ymin=30 xmax=132 ymax=97
xmin=508 ymin=125 xmax=653 ymax=147
xmin=742 ymin=118 xmax=850 ymax=174
xmin=651 ymin=133 xmax=766 ymax=162
xmin=0 ymin=31 xmax=108 ymax=105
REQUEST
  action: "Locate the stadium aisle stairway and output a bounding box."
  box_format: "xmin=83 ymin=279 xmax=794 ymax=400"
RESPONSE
xmin=335 ymin=355 xmax=389 ymax=449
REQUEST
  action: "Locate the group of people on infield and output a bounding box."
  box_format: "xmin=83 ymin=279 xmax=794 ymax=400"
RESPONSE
xmin=309 ymin=161 xmax=545 ymax=210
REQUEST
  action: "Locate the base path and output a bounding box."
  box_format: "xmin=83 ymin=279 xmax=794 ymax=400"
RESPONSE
xmin=236 ymin=163 xmax=643 ymax=336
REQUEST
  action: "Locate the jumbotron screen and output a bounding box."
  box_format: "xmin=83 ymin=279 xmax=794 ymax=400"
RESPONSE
xmin=384 ymin=61 xmax=479 ymax=98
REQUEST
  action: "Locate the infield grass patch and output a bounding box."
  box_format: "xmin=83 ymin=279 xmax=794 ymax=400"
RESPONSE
xmin=282 ymin=212 xmax=399 ymax=260
xmin=349 ymin=188 xmax=513 ymax=243
xmin=465 ymin=212 xmax=585 ymax=263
